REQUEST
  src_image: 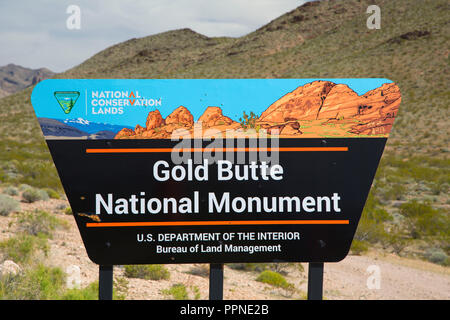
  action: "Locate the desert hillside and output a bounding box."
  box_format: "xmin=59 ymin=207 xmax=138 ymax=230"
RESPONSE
xmin=0 ymin=64 xmax=54 ymax=98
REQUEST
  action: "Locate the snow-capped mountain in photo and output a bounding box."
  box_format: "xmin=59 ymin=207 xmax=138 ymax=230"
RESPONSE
xmin=59 ymin=117 xmax=132 ymax=134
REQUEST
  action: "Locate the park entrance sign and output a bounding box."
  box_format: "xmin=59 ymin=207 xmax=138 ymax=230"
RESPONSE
xmin=31 ymin=79 xmax=401 ymax=265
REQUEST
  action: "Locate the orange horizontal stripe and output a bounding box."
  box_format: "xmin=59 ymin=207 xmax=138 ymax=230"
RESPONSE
xmin=86 ymin=220 xmax=349 ymax=227
xmin=86 ymin=147 xmax=348 ymax=153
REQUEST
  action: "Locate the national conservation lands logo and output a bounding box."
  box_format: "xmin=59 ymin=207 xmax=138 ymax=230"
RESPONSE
xmin=54 ymin=91 xmax=80 ymax=114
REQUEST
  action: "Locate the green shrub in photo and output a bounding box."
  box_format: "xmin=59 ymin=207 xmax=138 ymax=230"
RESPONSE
xmin=18 ymin=184 xmax=32 ymax=192
xmin=43 ymin=188 xmax=60 ymax=199
xmin=162 ymin=283 xmax=189 ymax=300
xmin=0 ymin=194 xmax=20 ymax=216
xmin=256 ymin=270 xmax=294 ymax=290
xmin=227 ymin=262 xmax=270 ymax=272
xmin=0 ymin=233 xmax=49 ymax=264
xmin=124 ymin=264 xmax=170 ymax=280
xmin=424 ymin=248 xmax=449 ymax=266
xmin=64 ymin=207 xmax=73 ymax=215
xmin=16 ymin=210 xmax=68 ymax=238
xmin=400 ymin=200 xmax=447 ymax=238
xmin=61 ymin=281 xmax=99 ymax=300
xmin=186 ymin=264 xmax=209 ymax=277
xmin=3 ymin=186 xmax=18 ymax=196
xmin=0 ymin=264 xmax=65 ymax=300
xmin=354 ymin=213 xmax=389 ymax=244
xmin=350 ymin=239 xmax=369 ymax=255
xmin=21 ymin=187 xmax=49 ymax=203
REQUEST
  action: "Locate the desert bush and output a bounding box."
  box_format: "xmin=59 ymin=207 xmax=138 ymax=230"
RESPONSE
xmin=3 ymin=186 xmax=18 ymax=196
xmin=424 ymin=248 xmax=449 ymax=266
xmin=161 ymin=283 xmax=189 ymax=300
xmin=124 ymin=264 xmax=170 ymax=280
xmin=16 ymin=210 xmax=68 ymax=238
xmin=354 ymin=213 xmax=388 ymax=244
xmin=256 ymin=270 xmax=294 ymax=290
xmin=350 ymin=240 xmax=369 ymax=255
xmin=386 ymin=225 xmax=409 ymax=256
xmin=227 ymin=263 xmax=270 ymax=272
xmin=0 ymin=233 xmax=49 ymax=264
xmin=61 ymin=279 xmax=127 ymax=300
xmin=0 ymin=264 xmax=65 ymax=299
xmin=61 ymin=281 xmax=99 ymax=300
xmin=400 ymin=200 xmax=447 ymax=238
xmin=21 ymin=187 xmax=49 ymax=203
xmin=227 ymin=262 xmax=302 ymax=275
xmin=18 ymin=184 xmax=32 ymax=191
xmin=43 ymin=188 xmax=60 ymax=199
xmin=186 ymin=264 xmax=209 ymax=277
xmin=0 ymin=194 xmax=20 ymax=216
xmin=379 ymin=184 xmax=406 ymax=201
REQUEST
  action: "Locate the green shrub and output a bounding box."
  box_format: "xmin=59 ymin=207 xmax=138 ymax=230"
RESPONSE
xmin=162 ymin=283 xmax=189 ymax=300
xmin=192 ymin=285 xmax=201 ymax=300
xmin=18 ymin=184 xmax=32 ymax=191
xmin=0 ymin=194 xmax=20 ymax=216
xmin=227 ymin=262 xmax=301 ymax=275
xmin=424 ymin=248 xmax=449 ymax=266
xmin=0 ymin=233 xmax=49 ymax=264
xmin=354 ymin=213 xmax=389 ymax=244
xmin=61 ymin=281 xmax=99 ymax=300
xmin=21 ymin=187 xmax=49 ymax=203
xmin=43 ymin=188 xmax=60 ymax=199
xmin=227 ymin=263 xmax=270 ymax=272
xmin=256 ymin=270 xmax=294 ymax=290
xmin=350 ymin=240 xmax=369 ymax=255
xmin=386 ymin=225 xmax=409 ymax=256
xmin=124 ymin=264 xmax=170 ymax=280
xmin=3 ymin=186 xmax=18 ymax=196
xmin=400 ymin=200 xmax=447 ymax=238
xmin=17 ymin=210 xmax=68 ymax=238
xmin=0 ymin=264 xmax=66 ymax=300
xmin=0 ymin=267 xmax=126 ymax=300
xmin=186 ymin=264 xmax=209 ymax=277
xmin=400 ymin=200 xmax=435 ymax=218
xmin=64 ymin=207 xmax=73 ymax=215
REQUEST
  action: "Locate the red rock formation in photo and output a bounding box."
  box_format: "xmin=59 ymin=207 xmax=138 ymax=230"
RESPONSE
xmin=259 ymin=80 xmax=336 ymax=122
xmin=198 ymin=106 xmax=234 ymax=127
xmin=114 ymin=81 xmax=400 ymax=139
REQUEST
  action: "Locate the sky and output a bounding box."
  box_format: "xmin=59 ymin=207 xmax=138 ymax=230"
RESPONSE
xmin=0 ymin=0 xmax=309 ymax=72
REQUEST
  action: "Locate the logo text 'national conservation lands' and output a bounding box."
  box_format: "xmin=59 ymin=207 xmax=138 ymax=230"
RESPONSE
xmin=54 ymin=91 xmax=80 ymax=114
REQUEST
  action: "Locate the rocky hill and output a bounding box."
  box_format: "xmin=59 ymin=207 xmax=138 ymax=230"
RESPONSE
xmin=0 ymin=64 xmax=54 ymax=98
xmin=47 ymin=0 xmax=447 ymax=154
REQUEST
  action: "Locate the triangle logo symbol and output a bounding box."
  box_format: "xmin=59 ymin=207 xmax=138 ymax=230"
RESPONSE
xmin=54 ymin=91 xmax=80 ymax=114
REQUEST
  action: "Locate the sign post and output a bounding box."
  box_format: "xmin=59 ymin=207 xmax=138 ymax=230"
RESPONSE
xmin=209 ymin=264 xmax=224 ymax=300
xmin=99 ymin=265 xmax=113 ymax=300
xmin=307 ymin=263 xmax=324 ymax=300
xmin=31 ymin=79 xmax=400 ymax=299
